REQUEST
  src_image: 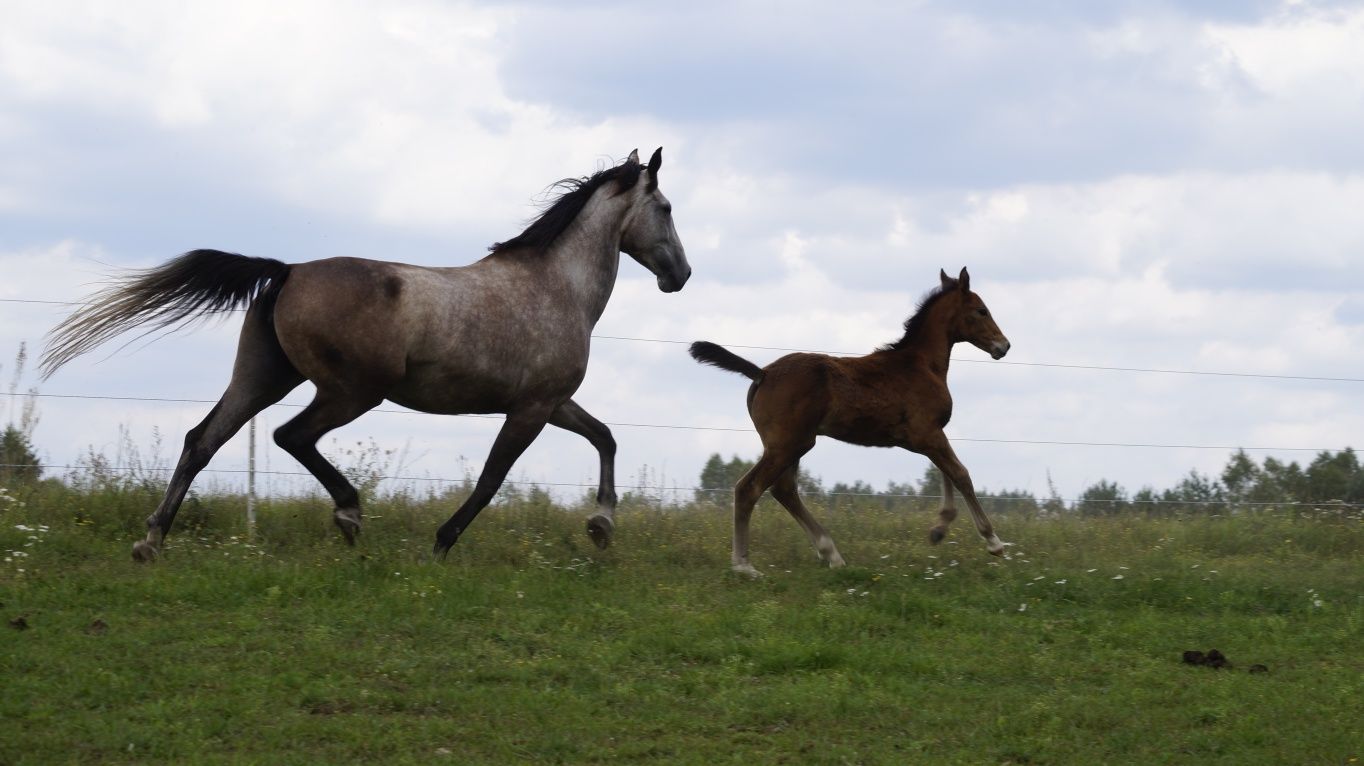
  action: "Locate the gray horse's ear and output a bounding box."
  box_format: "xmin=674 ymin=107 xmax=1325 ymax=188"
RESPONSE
xmin=627 ymin=148 xmax=640 ymax=164
xmin=647 ymin=147 xmax=663 ymax=175
xmin=958 ymin=267 xmax=970 ymax=291
xmin=940 ymin=268 xmax=953 ymax=290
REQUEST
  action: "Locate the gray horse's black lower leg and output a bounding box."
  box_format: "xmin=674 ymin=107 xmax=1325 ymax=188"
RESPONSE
xmin=133 ymin=307 xmax=302 ymax=561
xmin=434 ymin=408 xmax=550 ymax=558
xmin=549 ymin=399 xmax=618 ymax=549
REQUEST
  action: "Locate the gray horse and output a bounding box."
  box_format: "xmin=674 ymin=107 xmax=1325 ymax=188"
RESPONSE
xmin=41 ymin=148 xmax=690 ymax=561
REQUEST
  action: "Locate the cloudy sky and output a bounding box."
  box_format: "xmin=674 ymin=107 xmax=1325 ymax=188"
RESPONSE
xmin=2 ymin=0 xmax=1362 ymax=508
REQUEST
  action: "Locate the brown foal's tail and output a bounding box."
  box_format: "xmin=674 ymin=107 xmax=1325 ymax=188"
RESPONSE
xmin=40 ymin=249 xmax=291 ymax=379
xmin=689 ymin=341 xmax=764 ymax=381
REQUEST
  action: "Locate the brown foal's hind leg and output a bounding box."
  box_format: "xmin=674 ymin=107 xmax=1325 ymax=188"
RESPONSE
xmin=731 ymin=446 xmax=809 ymax=577
xmin=919 ymin=434 xmax=1007 ymax=556
xmin=133 ymin=304 xmax=303 ymax=561
xmin=929 ymin=471 xmax=958 ymax=544
xmin=548 ymin=399 xmax=618 ymax=550
xmin=273 ymin=390 xmax=382 ymax=545
xmin=771 ymin=463 xmax=845 ymax=568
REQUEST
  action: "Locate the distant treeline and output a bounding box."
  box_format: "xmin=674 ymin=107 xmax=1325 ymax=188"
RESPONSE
xmin=696 ymin=448 xmax=1364 ymax=515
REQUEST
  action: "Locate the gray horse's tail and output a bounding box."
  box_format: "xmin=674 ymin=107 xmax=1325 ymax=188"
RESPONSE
xmin=41 ymin=249 xmax=291 ymax=379
xmin=689 ymin=341 xmax=764 ymax=382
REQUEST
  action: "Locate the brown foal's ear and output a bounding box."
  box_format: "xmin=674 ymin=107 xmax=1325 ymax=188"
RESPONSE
xmin=647 ymin=147 xmax=663 ymax=175
xmin=940 ymin=268 xmax=954 ymax=290
xmin=958 ymin=267 xmax=971 ymax=292
xmin=627 ymin=148 xmax=640 ymax=164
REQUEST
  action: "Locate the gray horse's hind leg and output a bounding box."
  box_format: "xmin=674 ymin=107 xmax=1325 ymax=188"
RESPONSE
xmin=549 ymin=399 xmax=618 ymax=549
xmin=134 ymin=306 xmax=303 ymax=561
xmin=272 ymin=389 xmax=381 ymax=545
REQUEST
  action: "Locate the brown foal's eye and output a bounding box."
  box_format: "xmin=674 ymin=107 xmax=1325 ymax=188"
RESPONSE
xmin=977 ymin=308 xmax=989 ymax=317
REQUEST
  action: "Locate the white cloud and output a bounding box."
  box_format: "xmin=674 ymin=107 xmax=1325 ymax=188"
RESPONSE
xmin=673 ymin=168 xmax=1364 ymax=295
xmin=1207 ymin=4 xmax=1364 ymax=95
xmin=0 ymin=1 xmax=679 ymax=236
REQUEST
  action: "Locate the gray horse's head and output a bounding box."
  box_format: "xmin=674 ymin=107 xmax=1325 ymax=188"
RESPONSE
xmin=620 ymin=147 xmax=691 ymax=293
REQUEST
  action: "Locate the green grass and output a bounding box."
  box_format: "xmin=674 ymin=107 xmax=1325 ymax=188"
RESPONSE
xmin=2 ymin=486 xmax=1362 ymax=765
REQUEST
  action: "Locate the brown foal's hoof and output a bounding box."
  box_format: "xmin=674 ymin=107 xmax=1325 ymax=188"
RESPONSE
xmin=586 ymin=514 xmax=615 ymax=550
xmin=131 ymin=541 xmax=159 ymax=563
xmin=928 ymin=527 xmax=946 ymax=545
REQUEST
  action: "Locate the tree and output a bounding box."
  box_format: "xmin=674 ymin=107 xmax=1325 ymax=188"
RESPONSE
xmin=1078 ymin=479 xmax=1127 ymax=516
xmin=1131 ymin=486 xmax=1165 ymax=516
xmin=697 ymin=453 xmax=825 ymax=504
xmin=0 ymin=425 xmax=41 ymax=484
xmin=917 ymin=464 xmax=944 ymax=497
xmin=1221 ymin=449 xmax=1260 ymax=504
xmin=696 ymin=454 xmax=755 ymax=502
xmin=1304 ymin=448 xmax=1361 ymax=503
xmin=1161 ymin=470 xmax=1225 ymax=513
xmin=1 ymin=343 xmax=41 ymax=485
xmin=1257 ymin=457 xmax=1307 ymax=505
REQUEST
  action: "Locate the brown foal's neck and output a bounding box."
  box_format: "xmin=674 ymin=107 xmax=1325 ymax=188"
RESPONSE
xmin=884 ymin=295 xmax=957 ymax=378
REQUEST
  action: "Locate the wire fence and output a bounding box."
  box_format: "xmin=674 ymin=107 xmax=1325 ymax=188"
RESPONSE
xmin=0 ymin=390 xmax=1350 ymax=453
xmin=4 ymin=295 xmax=1364 ymax=384
xmin=6 ymin=462 xmax=1362 ymax=509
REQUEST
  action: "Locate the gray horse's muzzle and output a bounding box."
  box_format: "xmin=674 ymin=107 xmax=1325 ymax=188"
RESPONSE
xmin=658 ymin=265 xmax=691 ymax=293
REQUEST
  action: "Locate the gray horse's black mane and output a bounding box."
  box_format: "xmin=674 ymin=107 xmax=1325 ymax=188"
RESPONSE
xmin=880 ymin=282 xmax=953 ymax=352
xmin=489 ymin=158 xmax=646 ymax=256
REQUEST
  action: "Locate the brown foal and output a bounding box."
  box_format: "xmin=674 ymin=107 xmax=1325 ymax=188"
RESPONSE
xmin=690 ymin=267 xmax=1012 ymax=576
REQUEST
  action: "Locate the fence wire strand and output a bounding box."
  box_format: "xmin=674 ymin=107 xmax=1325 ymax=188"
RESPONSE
xmin=0 ymin=391 xmax=1351 ymax=453
xmin=6 ymin=463 xmax=1363 ymax=509
xmin=5 ymin=296 xmax=1363 ymax=384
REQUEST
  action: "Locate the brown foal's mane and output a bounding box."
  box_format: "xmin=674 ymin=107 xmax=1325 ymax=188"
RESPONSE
xmin=880 ymin=281 xmax=955 ymax=352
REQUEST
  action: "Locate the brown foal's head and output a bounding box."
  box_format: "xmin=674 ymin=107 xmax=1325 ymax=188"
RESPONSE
xmin=940 ymin=267 xmax=1010 ymax=359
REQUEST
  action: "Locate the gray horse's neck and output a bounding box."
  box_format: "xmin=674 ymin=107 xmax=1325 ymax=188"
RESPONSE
xmin=543 ymin=189 xmax=630 ymax=326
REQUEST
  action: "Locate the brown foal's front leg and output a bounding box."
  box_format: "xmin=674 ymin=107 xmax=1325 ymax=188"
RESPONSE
xmin=929 ymin=471 xmax=957 ymax=545
xmin=917 ymin=433 xmax=1007 ymax=556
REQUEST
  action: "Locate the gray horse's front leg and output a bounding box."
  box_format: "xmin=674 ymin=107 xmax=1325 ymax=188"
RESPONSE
xmin=548 ymin=399 xmax=618 ymax=549
xmin=434 ymin=406 xmax=553 ymax=557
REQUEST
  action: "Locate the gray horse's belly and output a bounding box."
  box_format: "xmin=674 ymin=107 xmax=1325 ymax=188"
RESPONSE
xmin=386 ymin=359 xmax=585 ymax=415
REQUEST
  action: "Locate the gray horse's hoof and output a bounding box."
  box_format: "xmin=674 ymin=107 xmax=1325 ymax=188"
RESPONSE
xmin=131 ymin=541 xmax=159 ymax=562
xmin=731 ymin=562 xmax=763 ymax=579
xmin=929 ymin=527 xmax=946 ymax=545
xmin=586 ymin=514 xmax=614 ymax=550
xmin=333 ymin=509 xmax=362 ymax=546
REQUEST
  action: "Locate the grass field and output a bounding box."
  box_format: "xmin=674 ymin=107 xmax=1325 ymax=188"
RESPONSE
xmin=2 ymin=484 xmax=1362 ymax=765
